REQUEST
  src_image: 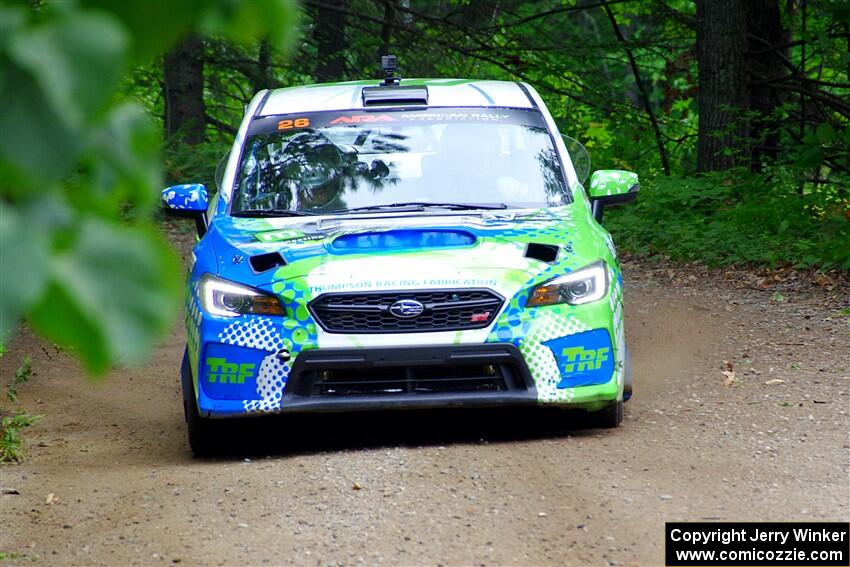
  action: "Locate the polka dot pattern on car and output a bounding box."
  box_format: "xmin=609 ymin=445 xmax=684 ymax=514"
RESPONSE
xmin=519 ymin=309 xmax=591 ymax=402
xmin=219 ymin=317 xmax=285 ymax=351
xmin=245 ymin=348 xmax=292 ymax=413
xmin=217 ymin=317 xmax=290 ymax=413
xmin=204 ymin=278 xmax=321 ymax=414
xmin=185 ymin=284 xmax=202 ymax=374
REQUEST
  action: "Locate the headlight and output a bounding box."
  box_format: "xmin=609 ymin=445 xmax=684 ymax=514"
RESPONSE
xmin=199 ymin=274 xmax=285 ymax=317
xmin=527 ymin=261 xmax=608 ymax=307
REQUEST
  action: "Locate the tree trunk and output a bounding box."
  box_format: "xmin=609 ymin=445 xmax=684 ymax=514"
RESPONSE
xmin=745 ymin=0 xmax=786 ymax=169
xmin=313 ymin=0 xmax=347 ymax=83
xmin=696 ymin=0 xmax=749 ymax=172
xmin=379 ymin=0 xmax=396 ymax=58
xmin=163 ymin=35 xmax=206 ymax=145
xmin=253 ymin=40 xmax=279 ymax=92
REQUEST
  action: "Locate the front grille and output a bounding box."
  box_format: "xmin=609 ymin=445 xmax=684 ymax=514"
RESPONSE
xmin=309 ymin=289 xmax=504 ymax=333
xmin=296 ymin=363 xmax=523 ymax=397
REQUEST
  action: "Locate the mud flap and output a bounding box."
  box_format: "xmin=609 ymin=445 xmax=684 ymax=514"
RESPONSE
xmin=623 ymin=345 xmax=633 ymax=402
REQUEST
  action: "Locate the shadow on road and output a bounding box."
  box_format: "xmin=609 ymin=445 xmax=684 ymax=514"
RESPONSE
xmin=201 ymin=406 xmax=610 ymax=460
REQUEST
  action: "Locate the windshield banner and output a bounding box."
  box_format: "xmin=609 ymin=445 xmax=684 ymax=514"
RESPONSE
xmin=248 ymin=107 xmax=547 ymax=136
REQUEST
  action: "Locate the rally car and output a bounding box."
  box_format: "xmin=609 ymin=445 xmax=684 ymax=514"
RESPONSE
xmin=163 ymin=60 xmax=639 ymax=455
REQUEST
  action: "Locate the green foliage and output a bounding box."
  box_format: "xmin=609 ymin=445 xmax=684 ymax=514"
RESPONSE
xmin=0 ymin=411 xmax=41 ymax=463
xmin=0 ymin=2 xmax=298 ymax=374
xmin=81 ymin=0 xmax=300 ymax=61
xmin=163 ymin=137 xmax=231 ymax=189
xmin=0 ymin=551 xmax=38 ymax=562
xmin=6 ymin=356 xmax=31 ymax=404
xmin=1 ymin=356 xmax=40 ymax=463
xmin=606 ymin=170 xmax=850 ymax=270
xmin=163 ymin=0 xmax=844 ymax=270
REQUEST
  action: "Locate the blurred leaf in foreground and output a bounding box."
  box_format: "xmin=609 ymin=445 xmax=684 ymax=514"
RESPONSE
xmin=0 ymin=2 xmax=299 ymax=374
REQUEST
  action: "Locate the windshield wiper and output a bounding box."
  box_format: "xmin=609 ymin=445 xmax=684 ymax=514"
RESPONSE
xmin=330 ymin=201 xmax=509 ymax=214
xmin=232 ymin=209 xmax=318 ymax=218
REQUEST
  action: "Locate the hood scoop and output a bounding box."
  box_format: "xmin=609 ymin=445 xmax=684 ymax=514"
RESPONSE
xmin=524 ymin=243 xmax=560 ymax=263
xmin=249 ymin=251 xmax=286 ymax=273
xmin=330 ymin=229 xmax=476 ymax=253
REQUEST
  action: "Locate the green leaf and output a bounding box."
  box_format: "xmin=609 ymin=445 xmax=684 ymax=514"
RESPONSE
xmin=825 ymin=0 xmax=850 ymax=24
xmin=7 ymin=10 xmax=128 ymax=127
xmin=815 ymin=123 xmax=836 ymax=144
xmin=0 ymin=203 xmax=50 ymax=339
xmin=81 ymin=103 xmax=162 ymax=214
xmin=200 ymin=0 xmax=301 ymax=51
xmin=794 ymin=146 xmax=823 ymax=169
xmin=79 ymin=0 xmax=202 ymax=60
xmin=0 ymin=63 xmax=82 ymax=188
xmin=28 ymin=218 xmax=182 ymax=374
xmin=0 ymin=6 xmax=25 ymax=51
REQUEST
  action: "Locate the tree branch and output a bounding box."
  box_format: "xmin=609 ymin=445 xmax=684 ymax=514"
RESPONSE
xmin=600 ymin=0 xmax=671 ymax=175
xmin=205 ymin=114 xmax=237 ymax=136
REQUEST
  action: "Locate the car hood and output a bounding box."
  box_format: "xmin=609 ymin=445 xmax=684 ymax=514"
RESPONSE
xmin=209 ymin=208 xmax=611 ymax=298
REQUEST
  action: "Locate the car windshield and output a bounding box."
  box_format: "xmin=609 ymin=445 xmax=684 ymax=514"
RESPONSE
xmin=231 ymin=108 xmax=570 ymax=215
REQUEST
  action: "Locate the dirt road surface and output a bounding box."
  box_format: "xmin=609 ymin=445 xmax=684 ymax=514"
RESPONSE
xmin=2 ymin=259 xmax=848 ymax=566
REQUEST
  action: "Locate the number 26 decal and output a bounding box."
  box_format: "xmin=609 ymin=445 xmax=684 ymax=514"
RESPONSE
xmin=278 ymin=118 xmax=310 ymax=130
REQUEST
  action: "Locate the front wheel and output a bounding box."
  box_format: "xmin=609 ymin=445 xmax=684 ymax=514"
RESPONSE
xmin=181 ymin=350 xmax=225 ymax=457
xmin=588 ymin=400 xmax=623 ymax=429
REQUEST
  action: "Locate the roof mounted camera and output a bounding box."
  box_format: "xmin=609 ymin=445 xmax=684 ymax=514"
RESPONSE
xmin=380 ymin=54 xmax=400 ymax=86
xmin=362 ymin=55 xmax=428 ymax=107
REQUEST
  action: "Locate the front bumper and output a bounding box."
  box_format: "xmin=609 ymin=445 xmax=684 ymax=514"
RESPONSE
xmin=187 ymin=318 xmax=623 ymax=418
xmin=185 ymin=276 xmax=626 ymax=418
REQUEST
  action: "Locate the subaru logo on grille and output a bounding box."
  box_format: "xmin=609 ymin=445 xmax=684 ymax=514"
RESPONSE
xmin=389 ymin=299 xmax=425 ymax=318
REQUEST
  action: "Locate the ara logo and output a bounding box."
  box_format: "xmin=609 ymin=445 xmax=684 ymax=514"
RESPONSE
xmin=329 ymin=114 xmax=396 ymax=125
xmin=205 ymin=357 xmax=256 ymax=384
xmin=542 ymin=329 xmax=615 ymax=388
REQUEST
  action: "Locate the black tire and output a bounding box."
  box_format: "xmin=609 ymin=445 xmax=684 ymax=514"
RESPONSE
xmin=588 ymin=400 xmax=623 ymax=429
xmin=181 ymin=350 xmax=225 ymax=457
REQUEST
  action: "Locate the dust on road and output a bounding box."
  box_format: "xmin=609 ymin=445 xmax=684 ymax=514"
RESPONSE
xmin=1 ymin=264 xmax=848 ymax=566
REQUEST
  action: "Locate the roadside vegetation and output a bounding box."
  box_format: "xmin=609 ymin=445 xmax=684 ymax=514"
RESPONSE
xmin=0 ymin=352 xmax=41 ymax=463
xmin=607 ymin=169 xmax=850 ymax=270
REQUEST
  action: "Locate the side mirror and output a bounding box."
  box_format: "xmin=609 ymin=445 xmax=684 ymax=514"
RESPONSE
xmin=587 ymin=170 xmax=639 ymax=222
xmin=161 ymin=184 xmax=209 ymax=236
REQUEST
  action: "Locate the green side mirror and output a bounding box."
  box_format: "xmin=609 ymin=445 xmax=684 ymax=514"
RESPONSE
xmin=587 ymin=170 xmax=639 ymax=222
xmin=588 ymin=170 xmax=639 ymax=202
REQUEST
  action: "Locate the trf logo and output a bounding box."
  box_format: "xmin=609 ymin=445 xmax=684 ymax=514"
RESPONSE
xmin=206 ymin=357 xmax=256 ymax=384
xmin=561 ymin=347 xmax=610 ymax=373
xmin=543 ymin=329 xmax=614 ymax=388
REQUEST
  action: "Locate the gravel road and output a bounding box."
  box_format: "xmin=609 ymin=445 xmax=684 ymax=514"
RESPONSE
xmin=1 ymin=261 xmax=848 ymax=566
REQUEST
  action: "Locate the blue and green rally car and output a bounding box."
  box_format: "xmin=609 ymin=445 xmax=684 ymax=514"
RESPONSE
xmin=162 ymin=64 xmax=639 ymax=455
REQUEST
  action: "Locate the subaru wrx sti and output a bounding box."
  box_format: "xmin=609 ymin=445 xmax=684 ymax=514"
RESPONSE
xmin=163 ymin=62 xmax=639 ymax=455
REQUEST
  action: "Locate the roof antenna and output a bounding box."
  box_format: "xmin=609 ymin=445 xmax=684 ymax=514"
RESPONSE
xmin=380 ymin=54 xmax=401 ymax=86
